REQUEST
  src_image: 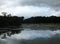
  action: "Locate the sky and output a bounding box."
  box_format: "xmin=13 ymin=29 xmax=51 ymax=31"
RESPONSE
xmin=0 ymin=0 xmax=60 ymax=18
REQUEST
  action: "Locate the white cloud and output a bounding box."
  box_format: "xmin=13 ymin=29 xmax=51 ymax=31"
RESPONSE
xmin=0 ymin=0 xmax=60 ymax=18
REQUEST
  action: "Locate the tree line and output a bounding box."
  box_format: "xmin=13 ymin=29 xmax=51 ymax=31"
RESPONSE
xmin=0 ymin=12 xmax=24 ymax=28
xmin=24 ymin=16 xmax=60 ymax=24
xmin=1 ymin=12 xmax=60 ymax=28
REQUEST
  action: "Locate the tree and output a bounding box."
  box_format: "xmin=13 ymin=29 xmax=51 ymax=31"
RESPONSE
xmin=7 ymin=14 xmax=11 ymax=17
xmin=2 ymin=12 xmax=7 ymax=16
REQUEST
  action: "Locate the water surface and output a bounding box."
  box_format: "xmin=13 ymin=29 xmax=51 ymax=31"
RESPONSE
xmin=0 ymin=28 xmax=60 ymax=44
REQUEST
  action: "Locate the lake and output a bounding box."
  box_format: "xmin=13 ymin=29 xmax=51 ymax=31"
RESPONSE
xmin=0 ymin=28 xmax=60 ymax=44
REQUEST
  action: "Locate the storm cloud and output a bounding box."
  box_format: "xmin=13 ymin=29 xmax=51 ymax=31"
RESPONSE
xmin=0 ymin=0 xmax=60 ymax=18
xmin=20 ymin=0 xmax=60 ymax=10
xmin=1 ymin=0 xmax=60 ymax=8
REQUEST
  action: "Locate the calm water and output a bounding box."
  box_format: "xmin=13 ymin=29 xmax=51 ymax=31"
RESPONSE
xmin=0 ymin=28 xmax=60 ymax=44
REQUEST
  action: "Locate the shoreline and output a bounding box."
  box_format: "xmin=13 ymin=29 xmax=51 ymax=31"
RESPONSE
xmin=22 ymin=24 xmax=60 ymax=30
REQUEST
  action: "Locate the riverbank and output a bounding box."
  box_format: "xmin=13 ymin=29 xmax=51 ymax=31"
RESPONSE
xmin=22 ymin=24 xmax=60 ymax=30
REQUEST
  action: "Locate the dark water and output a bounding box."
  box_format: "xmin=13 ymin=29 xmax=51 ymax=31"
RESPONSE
xmin=0 ymin=28 xmax=60 ymax=44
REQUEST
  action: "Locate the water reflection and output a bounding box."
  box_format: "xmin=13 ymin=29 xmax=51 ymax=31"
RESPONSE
xmin=0 ymin=29 xmax=60 ymax=44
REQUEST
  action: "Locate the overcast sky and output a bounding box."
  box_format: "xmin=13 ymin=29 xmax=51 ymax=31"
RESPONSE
xmin=0 ymin=0 xmax=60 ymax=18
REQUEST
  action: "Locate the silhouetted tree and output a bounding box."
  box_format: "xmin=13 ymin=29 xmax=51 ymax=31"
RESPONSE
xmin=7 ymin=14 xmax=11 ymax=17
xmin=2 ymin=12 xmax=7 ymax=16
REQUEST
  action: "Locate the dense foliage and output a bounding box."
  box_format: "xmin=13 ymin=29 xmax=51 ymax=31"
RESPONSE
xmin=0 ymin=16 xmax=24 ymax=28
xmin=24 ymin=16 xmax=60 ymax=24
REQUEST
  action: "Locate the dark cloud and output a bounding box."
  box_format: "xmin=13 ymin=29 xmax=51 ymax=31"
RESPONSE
xmin=20 ymin=0 xmax=60 ymax=10
xmin=0 ymin=0 xmax=60 ymax=9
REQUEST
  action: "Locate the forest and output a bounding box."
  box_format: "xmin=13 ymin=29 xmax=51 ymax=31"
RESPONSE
xmin=24 ymin=16 xmax=60 ymax=24
xmin=0 ymin=12 xmax=24 ymax=28
xmin=0 ymin=12 xmax=60 ymax=28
